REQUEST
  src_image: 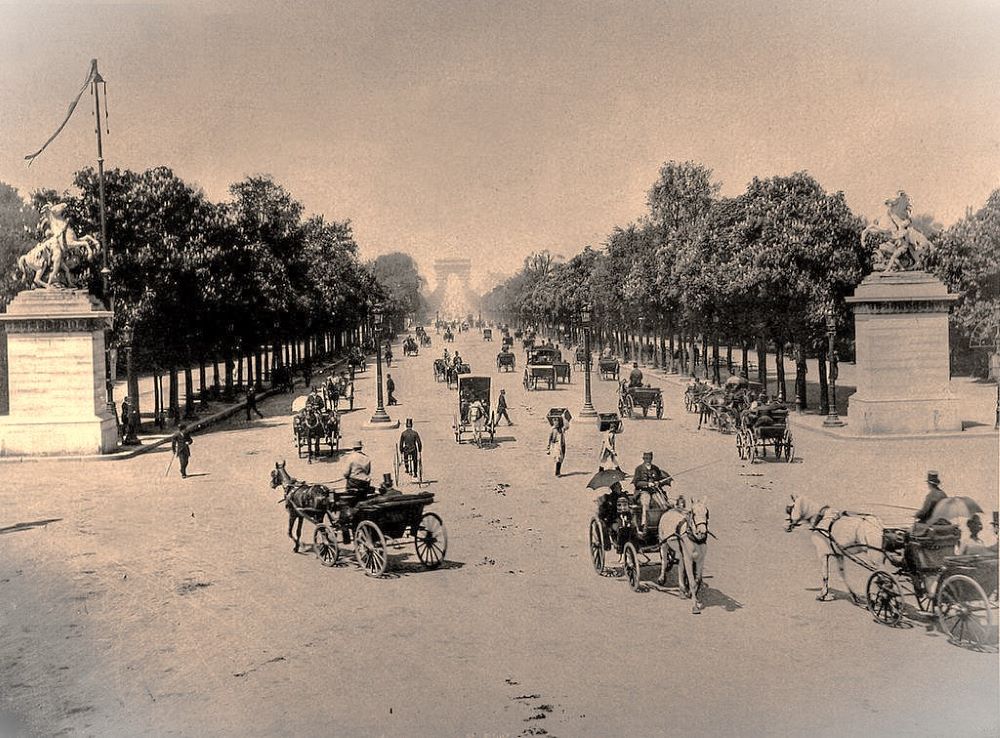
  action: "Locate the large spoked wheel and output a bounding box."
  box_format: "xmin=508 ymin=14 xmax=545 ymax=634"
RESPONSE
xmin=623 ymin=543 xmax=641 ymax=592
xmin=735 ymin=430 xmax=748 ymax=460
xmin=589 ymin=518 xmax=606 ymax=574
xmin=414 ymin=512 xmax=447 ymax=569
xmin=783 ymin=430 xmax=795 ymax=462
xmin=354 ymin=520 xmax=388 ymax=577
xmin=866 ymin=571 xmax=903 ymax=626
xmin=936 ymin=574 xmax=996 ymax=648
xmin=313 ymin=524 xmax=339 ymax=567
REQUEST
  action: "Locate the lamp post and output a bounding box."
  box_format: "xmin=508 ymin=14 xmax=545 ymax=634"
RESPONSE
xmin=367 ymin=305 xmax=397 ymax=428
xmin=580 ymin=303 xmax=597 ymax=418
xmin=638 ymin=315 xmax=645 ymax=367
xmin=823 ymin=304 xmax=844 ymax=427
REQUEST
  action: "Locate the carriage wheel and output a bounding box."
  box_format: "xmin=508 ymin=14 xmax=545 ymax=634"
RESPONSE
xmin=866 ymin=571 xmax=903 ymax=626
xmin=623 ymin=543 xmax=641 ymax=592
xmin=783 ymin=430 xmax=795 ymax=462
xmin=354 ymin=521 xmax=388 ymax=577
xmin=655 ymin=399 xmax=663 ymax=419
xmin=414 ymin=512 xmax=447 ymax=568
xmin=735 ymin=431 xmax=747 ymax=460
xmin=936 ymin=574 xmax=996 ymax=648
xmin=313 ymin=525 xmax=340 ymax=567
xmin=523 ymin=370 xmax=529 ymax=390
xmin=589 ymin=518 xmax=606 ymax=574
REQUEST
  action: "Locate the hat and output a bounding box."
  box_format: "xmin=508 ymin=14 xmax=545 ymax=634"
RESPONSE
xmin=500 ymin=388 xmax=505 ymax=393
xmin=642 ymin=451 xmax=653 ymax=460
xmin=927 ymin=470 xmax=940 ymax=485
xmin=353 ymin=439 xmax=364 ymax=450
xmin=406 ymin=418 xmax=413 ymax=427
xmin=381 ymin=472 xmax=393 ymax=487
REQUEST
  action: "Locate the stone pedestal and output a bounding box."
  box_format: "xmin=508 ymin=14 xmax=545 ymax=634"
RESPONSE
xmin=0 ymin=289 xmax=117 ymax=456
xmin=845 ymin=271 xmax=960 ymax=435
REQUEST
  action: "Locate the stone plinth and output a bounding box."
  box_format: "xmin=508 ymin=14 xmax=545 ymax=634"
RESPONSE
xmin=0 ymin=289 xmax=117 ymax=456
xmin=845 ymin=271 xmax=961 ymax=435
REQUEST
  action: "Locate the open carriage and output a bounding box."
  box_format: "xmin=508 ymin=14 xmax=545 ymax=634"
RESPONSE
xmin=453 ymin=375 xmax=496 ymax=445
xmin=446 ymin=362 xmax=472 ymax=389
xmin=291 ymin=404 xmax=341 ymax=462
xmin=618 ymin=384 xmax=664 ymax=419
xmin=482 ymin=328 xmax=493 ymax=342
xmin=735 ymin=404 xmax=793 ymax=462
xmin=347 ymin=348 xmax=367 ymax=373
xmin=443 ymin=329 xmax=455 ymax=343
xmin=573 ymin=346 xmax=591 ymax=369
xmin=402 ymin=336 xmax=419 ymax=356
xmin=496 ymin=351 xmax=516 ymax=372
xmin=598 ymin=356 xmax=620 ymax=380
xmin=523 ymin=364 xmax=556 ymax=390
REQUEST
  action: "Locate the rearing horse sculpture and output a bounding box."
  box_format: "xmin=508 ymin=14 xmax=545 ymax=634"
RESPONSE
xmin=17 ymin=202 xmax=100 ymax=289
xmin=859 ymin=191 xmax=932 ymax=272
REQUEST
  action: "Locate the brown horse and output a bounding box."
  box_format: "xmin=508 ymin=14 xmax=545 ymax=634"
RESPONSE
xmin=269 ymin=461 xmax=335 ymax=552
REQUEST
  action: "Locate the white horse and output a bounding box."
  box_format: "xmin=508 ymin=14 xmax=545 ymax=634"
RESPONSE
xmin=785 ymin=494 xmax=884 ymax=603
xmin=657 ymin=497 xmax=711 ymax=614
xmin=18 ymin=202 xmax=100 ymax=288
xmin=859 ymin=191 xmax=933 ymax=272
xmin=469 ymin=400 xmax=486 ymax=446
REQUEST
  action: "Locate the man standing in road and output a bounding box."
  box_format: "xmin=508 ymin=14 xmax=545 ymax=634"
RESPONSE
xmin=547 ymin=417 xmax=566 ymax=477
xmin=399 ymin=418 xmax=422 ymax=476
xmin=171 ymin=423 xmax=194 ymax=479
xmin=495 ymin=388 xmax=512 ymax=426
xmin=633 ymin=451 xmax=672 ymax=533
xmin=386 ymin=373 xmax=398 ymax=406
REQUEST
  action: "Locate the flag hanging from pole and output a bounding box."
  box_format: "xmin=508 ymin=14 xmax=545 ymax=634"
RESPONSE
xmin=24 ymin=59 xmax=98 ymax=166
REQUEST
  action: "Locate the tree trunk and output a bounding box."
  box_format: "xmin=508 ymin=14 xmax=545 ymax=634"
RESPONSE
xmin=212 ymin=357 xmax=221 ymax=398
xmin=712 ymin=335 xmax=721 ymax=385
xmin=126 ymin=343 xmax=140 ymax=431
xmin=152 ymin=369 xmax=162 ymax=429
xmin=795 ymin=344 xmax=808 ymax=412
xmin=255 ymin=348 xmax=263 ymax=389
xmin=168 ymin=367 xmax=180 ymax=425
xmin=198 ymin=357 xmax=208 ymax=408
xmin=818 ymin=353 xmax=830 ymax=416
xmin=776 ymin=344 xmax=787 ymax=402
xmin=224 ymin=349 xmax=234 ymax=401
xmin=668 ymin=326 xmax=676 ymax=373
xmin=756 ymin=338 xmax=767 ymax=392
xmin=184 ymin=362 xmax=196 ymax=419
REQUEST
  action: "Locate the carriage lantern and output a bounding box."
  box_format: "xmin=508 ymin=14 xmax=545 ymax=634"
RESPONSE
xmin=823 ymin=304 xmax=844 ymax=427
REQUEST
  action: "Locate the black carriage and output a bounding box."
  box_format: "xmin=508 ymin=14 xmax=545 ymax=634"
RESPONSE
xmin=735 ymin=404 xmax=793 ymax=462
xmin=443 ymin=329 xmax=455 ymax=343
xmin=402 ymin=336 xmax=419 ymax=356
xmin=598 ymin=356 xmax=620 ymax=380
xmin=309 ymin=491 xmax=447 ymax=576
xmin=573 ymin=346 xmax=590 ymax=369
xmin=618 ymin=385 xmax=663 ymax=419
xmin=292 ymin=406 xmax=341 ymax=462
xmin=496 ymin=351 xmax=516 ymax=372
xmin=446 ymin=362 xmax=471 ymax=389
xmin=683 ymin=381 xmax=712 ymax=413
xmin=482 ymin=328 xmax=493 ymax=342
xmin=523 ymin=364 xmax=556 ymax=390
xmin=862 ymin=526 xmax=997 ymax=649
xmin=453 ymin=375 xmax=496 ymax=445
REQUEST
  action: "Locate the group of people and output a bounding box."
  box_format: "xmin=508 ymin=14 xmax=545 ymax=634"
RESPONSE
xmin=914 ymin=470 xmax=997 ymax=555
xmin=595 ymin=450 xmax=676 ymax=545
xmin=338 ymin=417 xmax=424 ymax=495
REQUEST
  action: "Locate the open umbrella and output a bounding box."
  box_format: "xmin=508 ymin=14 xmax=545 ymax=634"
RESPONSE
xmin=587 ymin=468 xmax=629 ymax=490
xmin=930 ymin=496 xmax=984 ymax=521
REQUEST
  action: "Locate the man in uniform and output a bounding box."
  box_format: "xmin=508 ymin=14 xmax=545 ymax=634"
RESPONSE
xmin=633 ymin=451 xmax=672 ymax=534
xmin=495 ymin=388 xmax=512 ymax=426
xmin=628 ymin=362 xmax=643 ymax=388
xmin=342 ymin=439 xmax=372 ymax=496
xmin=914 ymin=470 xmax=947 ymax=524
xmin=399 ymin=418 xmax=422 ymax=476
xmin=171 ymin=423 xmax=194 ymax=479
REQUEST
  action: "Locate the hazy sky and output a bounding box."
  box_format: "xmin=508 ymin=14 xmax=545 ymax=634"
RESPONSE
xmin=1 ymin=1 xmax=998 ymax=289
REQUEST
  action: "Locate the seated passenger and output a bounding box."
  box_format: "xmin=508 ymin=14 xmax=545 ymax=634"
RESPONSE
xmin=633 ymin=451 xmax=672 ymax=534
xmin=628 ymin=362 xmax=643 ymax=388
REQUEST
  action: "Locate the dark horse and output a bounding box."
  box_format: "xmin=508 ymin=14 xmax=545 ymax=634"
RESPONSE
xmin=269 ymin=461 xmax=335 ymax=553
xmin=293 ymin=407 xmax=338 ymax=463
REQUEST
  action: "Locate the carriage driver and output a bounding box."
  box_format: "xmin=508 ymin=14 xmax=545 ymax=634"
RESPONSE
xmin=628 ymin=362 xmax=643 ymax=388
xmin=633 ymin=451 xmax=673 ymax=534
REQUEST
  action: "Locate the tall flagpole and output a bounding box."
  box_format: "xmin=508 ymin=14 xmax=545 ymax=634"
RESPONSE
xmin=90 ymin=59 xmax=115 ymax=415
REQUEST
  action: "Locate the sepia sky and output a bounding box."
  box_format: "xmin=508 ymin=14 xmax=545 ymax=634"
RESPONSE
xmin=1 ymin=0 xmax=998 ymax=288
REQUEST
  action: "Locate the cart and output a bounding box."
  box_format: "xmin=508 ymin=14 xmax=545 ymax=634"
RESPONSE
xmin=619 ymin=385 xmax=664 ymax=419
xmin=523 ymin=364 xmax=556 ymax=390
xmin=447 ymin=362 xmax=471 ymax=389
xmin=483 ymin=328 xmax=493 ymax=342
xmin=598 ymin=357 xmax=620 ymax=381
xmin=735 ymin=406 xmax=793 ymax=462
xmin=496 ymin=351 xmax=516 ymax=372
xmin=453 ymin=375 xmax=496 ymax=445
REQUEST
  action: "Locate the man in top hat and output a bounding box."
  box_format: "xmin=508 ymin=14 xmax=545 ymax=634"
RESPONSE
xmin=914 ymin=471 xmax=947 ymax=525
xmin=171 ymin=423 xmax=194 ymax=479
xmin=628 ymin=362 xmax=643 ymax=388
xmin=399 ymin=418 xmax=422 ymax=476
xmin=378 ymin=472 xmax=400 ymax=496
xmin=386 ymin=373 xmax=398 ymax=406
xmin=343 ymin=439 xmax=372 ymax=496
xmin=495 ymin=388 xmax=512 ymax=426
xmin=633 ymin=451 xmax=672 ymax=533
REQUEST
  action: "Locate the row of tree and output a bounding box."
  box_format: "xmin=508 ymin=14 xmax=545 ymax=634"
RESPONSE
xmin=483 ymin=162 xmax=999 ymax=408
xmin=0 ymin=170 xmax=424 ymax=426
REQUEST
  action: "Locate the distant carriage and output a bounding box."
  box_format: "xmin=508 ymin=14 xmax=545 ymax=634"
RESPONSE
xmin=735 ymin=403 xmax=794 ymax=462
xmin=292 ymin=405 xmax=341 ymax=462
xmin=482 ymin=328 xmax=493 ymax=342
xmin=453 ymin=375 xmax=496 ymax=445
xmin=598 ymin=356 xmax=620 ymax=381
xmin=618 ymin=384 xmax=664 ymax=419
xmin=496 ymin=351 xmax=516 ymax=372
xmin=433 ymin=358 xmax=449 ymax=382
xmin=402 ymin=336 xmax=419 ymax=356
xmin=523 ymin=364 xmax=556 ymax=391
xmin=524 ymin=346 xmax=570 ymax=386
xmin=446 ymin=362 xmax=471 ymax=389
xmin=573 ymin=346 xmax=590 ymax=369
xmin=443 ymin=329 xmax=455 ymax=343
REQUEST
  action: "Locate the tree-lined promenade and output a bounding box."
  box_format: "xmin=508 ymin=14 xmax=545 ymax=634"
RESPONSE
xmin=482 ymin=163 xmax=1000 ymax=411
xmin=0 ymin=172 xmax=424 ymax=430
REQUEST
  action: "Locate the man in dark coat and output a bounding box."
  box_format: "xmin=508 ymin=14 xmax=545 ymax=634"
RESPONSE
xmin=633 ymin=451 xmax=672 ymax=533
xmin=399 ymin=418 xmax=422 ymax=475
xmin=495 ymin=388 xmax=512 ymax=425
xmin=386 ymin=374 xmax=397 ymax=405
xmin=246 ymin=386 xmax=264 ymax=420
xmin=628 ymin=362 xmax=643 ymax=388
xmin=914 ymin=470 xmax=947 ymax=524
xmin=171 ymin=424 xmax=193 ymax=478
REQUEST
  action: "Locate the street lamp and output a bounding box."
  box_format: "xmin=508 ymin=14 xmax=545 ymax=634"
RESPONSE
xmin=638 ymin=315 xmax=646 ymax=367
xmin=367 ymin=305 xmax=397 ymax=428
xmin=580 ymin=303 xmax=597 ymax=418
xmin=824 ymin=304 xmax=845 ymax=427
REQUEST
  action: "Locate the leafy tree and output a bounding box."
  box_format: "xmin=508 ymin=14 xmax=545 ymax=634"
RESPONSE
xmin=0 ymin=183 xmax=38 ymax=306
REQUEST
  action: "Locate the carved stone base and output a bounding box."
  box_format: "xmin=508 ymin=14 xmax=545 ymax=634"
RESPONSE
xmin=0 ymin=289 xmax=116 ymax=456
xmin=847 ymin=395 xmax=961 ymax=435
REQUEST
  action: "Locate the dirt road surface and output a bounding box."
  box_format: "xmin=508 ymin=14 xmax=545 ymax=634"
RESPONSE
xmin=2 ymin=329 xmax=997 ymax=737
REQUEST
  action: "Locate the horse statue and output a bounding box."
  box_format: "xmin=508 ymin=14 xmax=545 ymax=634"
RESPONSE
xmin=17 ymin=202 xmax=100 ymax=289
xmin=785 ymin=494 xmax=885 ymax=603
xmin=269 ymin=461 xmax=336 ymax=553
xmin=657 ymin=497 xmax=712 ymax=614
xmin=860 ymin=191 xmax=932 ymax=272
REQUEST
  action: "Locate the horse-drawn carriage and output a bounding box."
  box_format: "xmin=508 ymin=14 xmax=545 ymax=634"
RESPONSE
xmin=402 ymin=336 xmax=419 ymax=356
xmin=618 ymin=384 xmax=664 ymax=419
xmin=735 ymin=403 xmax=794 ymax=462
xmin=433 ymin=358 xmax=449 ymax=382
xmin=523 ymin=364 xmax=556 ymax=390
xmin=271 ymin=462 xmax=447 ymax=577
xmin=443 ymin=328 xmax=455 ymax=343
xmin=496 ymin=350 xmax=516 ymax=372
xmin=590 ymin=487 xmax=712 ymax=613
xmin=683 ymin=380 xmax=712 ymax=413
xmin=446 ymin=362 xmax=471 ymax=389
xmin=453 ymin=375 xmax=496 ymax=446
xmin=695 ymin=386 xmax=755 ymax=433
xmin=573 ymin=346 xmax=591 ymax=369
xmin=348 ymin=348 xmax=367 ymax=373
xmin=291 ymin=398 xmax=341 ymax=463
xmin=482 ymin=328 xmax=493 ymax=342
xmin=598 ymin=356 xmax=620 ymax=380
xmin=527 ymin=346 xmax=571 ymax=382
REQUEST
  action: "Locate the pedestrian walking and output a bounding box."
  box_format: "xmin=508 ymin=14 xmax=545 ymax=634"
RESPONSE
xmin=399 ymin=418 xmax=422 ymax=476
xmin=385 ymin=341 xmax=393 ymax=367
xmin=495 ymin=388 xmax=512 ymax=425
xmin=246 ymin=385 xmax=264 ymax=420
xmin=386 ymin=374 xmax=398 ymax=405
xmin=171 ymin=424 xmax=194 ymax=478
xmin=119 ymin=396 xmax=132 ymax=441
xmin=547 ymin=417 xmax=566 ymax=477
xmin=598 ymin=428 xmax=622 ymax=472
